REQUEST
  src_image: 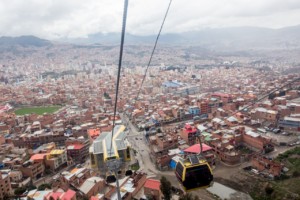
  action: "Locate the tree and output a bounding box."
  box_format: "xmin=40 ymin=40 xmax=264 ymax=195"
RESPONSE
xmin=38 ymin=183 xmax=52 ymax=190
xmin=265 ymin=185 xmax=274 ymax=196
xmin=146 ymin=194 xmax=154 ymax=200
xmin=292 ymin=170 xmax=300 ymax=177
xmin=179 ymin=193 xmax=200 ymax=200
xmin=14 ymin=187 xmax=27 ymax=196
xmin=27 ymin=184 xmax=37 ymax=191
xmin=179 ymin=193 xmax=193 ymax=200
xmin=160 ymin=176 xmax=172 ymax=200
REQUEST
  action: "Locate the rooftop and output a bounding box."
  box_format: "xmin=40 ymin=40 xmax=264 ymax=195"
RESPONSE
xmin=184 ymin=143 xmax=213 ymax=154
xmin=144 ymin=179 xmax=160 ymax=191
xmin=92 ymin=125 xmax=129 ymax=160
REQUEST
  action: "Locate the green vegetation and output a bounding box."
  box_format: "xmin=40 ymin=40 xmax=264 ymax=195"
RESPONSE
xmin=131 ymin=162 xmax=140 ymax=171
xmin=14 ymin=185 xmax=37 ymax=196
xmin=179 ymin=193 xmax=200 ymax=200
xmin=14 ymin=187 xmax=27 ymax=196
xmin=38 ymin=183 xmax=52 ymax=190
xmin=15 ymin=106 xmax=61 ymax=115
xmin=103 ymin=92 xmax=111 ymax=99
xmin=277 ymin=147 xmax=300 ymax=177
xmin=250 ymin=147 xmax=300 ymax=200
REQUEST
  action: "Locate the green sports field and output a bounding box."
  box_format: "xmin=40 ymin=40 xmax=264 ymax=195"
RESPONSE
xmin=15 ymin=106 xmax=61 ymax=115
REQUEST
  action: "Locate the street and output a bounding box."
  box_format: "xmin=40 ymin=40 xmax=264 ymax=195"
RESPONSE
xmin=121 ymin=113 xmax=215 ymax=199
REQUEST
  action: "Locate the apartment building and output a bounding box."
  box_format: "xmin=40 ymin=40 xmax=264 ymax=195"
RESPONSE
xmin=19 ymin=160 xmax=44 ymax=180
xmin=279 ymin=116 xmax=300 ymax=132
xmin=11 ymin=130 xmax=66 ymax=149
xmin=251 ymin=107 xmax=278 ymax=123
xmin=66 ymin=138 xmax=90 ymax=163
xmin=242 ymin=130 xmax=274 ymax=153
xmin=45 ymin=149 xmax=68 ymax=170
xmin=180 ymin=123 xmax=198 ymax=145
xmin=0 ymin=172 xmax=12 ymax=199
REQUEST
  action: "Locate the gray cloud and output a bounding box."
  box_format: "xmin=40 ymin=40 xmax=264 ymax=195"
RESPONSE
xmin=0 ymin=0 xmax=299 ymax=39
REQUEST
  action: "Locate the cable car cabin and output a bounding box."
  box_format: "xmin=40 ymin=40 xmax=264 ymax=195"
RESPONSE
xmin=175 ymin=155 xmax=213 ymax=192
xmin=106 ymin=173 xmax=117 ymax=184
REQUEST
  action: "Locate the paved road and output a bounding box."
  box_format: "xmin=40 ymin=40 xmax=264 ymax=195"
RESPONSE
xmin=122 ymin=113 xmax=214 ymax=199
xmin=265 ymin=145 xmax=295 ymax=158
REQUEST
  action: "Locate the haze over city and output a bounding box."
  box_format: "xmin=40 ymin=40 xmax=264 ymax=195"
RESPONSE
xmin=1 ymin=0 xmax=300 ymax=39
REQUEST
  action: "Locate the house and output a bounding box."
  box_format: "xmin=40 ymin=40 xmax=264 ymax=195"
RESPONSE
xmin=79 ymin=177 xmax=105 ymax=198
xmin=27 ymin=188 xmax=76 ymax=200
xmin=45 ymin=149 xmax=68 ymax=170
xmin=19 ymin=160 xmax=44 ymax=180
xmin=251 ymin=154 xmax=283 ymax=177
xmin=180 ymin=124 xmax=198 ymax=145
xmin=144 ymin=179 xmax=161 ymax=200
xmin=183 ymin=143 xmax=216 ymax=167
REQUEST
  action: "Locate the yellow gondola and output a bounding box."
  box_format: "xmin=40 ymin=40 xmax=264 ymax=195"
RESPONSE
xmin=106 ymin=172 xmax=117 ymax=184
xmin=175 ymin=155 xmax=213 ymax=192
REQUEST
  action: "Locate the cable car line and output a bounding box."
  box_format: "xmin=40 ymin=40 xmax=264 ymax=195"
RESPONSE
xmin=104 ymin=1 xmax=129 ymax=199
xmin=224 ymin=76 xmax=300 ymax=121
xmin=124 ymin=0 xmax=172 ymax=131
xmin=109 ymin=0 xmax=129 ymax=158
xmin=135 ymin=0 xmax=173 ymax=101
xmin=175 ymin=78 xmax=300 ymax=192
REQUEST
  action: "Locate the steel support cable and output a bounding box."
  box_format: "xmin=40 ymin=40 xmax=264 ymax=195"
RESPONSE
xmin=135 ymin=0 xmax=173 ymax=101
xmin=109 ymin=0 xmax=129 ymax=157
xmin=124 ymin=0 xmax=172 ymax=132
xmin=191 ymin=77 xmax=300 ymax=159
xmin=191 ymin=77 xmax=299 ymax=168
xmin=223 ymin=77 xmax=300 ymax=121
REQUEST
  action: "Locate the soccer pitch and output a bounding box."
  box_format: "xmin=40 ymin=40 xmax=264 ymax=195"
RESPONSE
xmin=15 ymin=106 xmax=61 ymax=115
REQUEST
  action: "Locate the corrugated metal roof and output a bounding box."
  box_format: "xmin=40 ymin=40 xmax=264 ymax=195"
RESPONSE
xmin=92 ymin=125 xmax=128 ymax=157
xmin=50 ymin=149 xmax=65 ymax=155
xmin=79 ymin=177 xmax=103 ymax=194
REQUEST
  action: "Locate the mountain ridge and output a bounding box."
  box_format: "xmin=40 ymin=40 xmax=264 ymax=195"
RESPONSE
xmin=62 ymin=25 xmax=300 ymax=50
xmin=0 ymin=35 xmax=51 ymax=47
xmin=1 ymin=25 xmax=300 ymax=51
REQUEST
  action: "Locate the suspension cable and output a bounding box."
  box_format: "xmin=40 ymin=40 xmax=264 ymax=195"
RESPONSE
xmin=109 ymin=0 xmax=129 ymax=158
xmin=124 ymin=0 xmax=172 ymax=134
xmin=224 ymin=77 xmax=300 ymax=121
xmin=135 ymin=0 xmax=173 ymax=101
xmin=192 ymin=77 xmax=300 ymax=160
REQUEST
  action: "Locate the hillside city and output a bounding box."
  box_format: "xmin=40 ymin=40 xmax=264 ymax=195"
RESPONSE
xmin=0 ymin=38 xmax=300 ymax=200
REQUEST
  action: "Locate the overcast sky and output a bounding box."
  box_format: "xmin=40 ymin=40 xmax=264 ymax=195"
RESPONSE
xmin=0 ymin=0 xmax=300 ymax=39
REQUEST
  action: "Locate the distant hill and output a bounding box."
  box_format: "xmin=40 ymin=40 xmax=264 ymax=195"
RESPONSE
xmin=0 ymin=35 xmax=51 ymax=47
xmin=63 ymin=25 xmax=300 ymax=51
xmin=1 ymin=25 xmax=300 ymax=51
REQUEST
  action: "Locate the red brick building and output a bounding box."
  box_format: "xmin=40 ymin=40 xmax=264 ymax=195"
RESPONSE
xmin=66 ymin=138 xmax=90 ymax=163
xmin=242 ymin=130 xmax=273 ymax=152
xmin=180 ymin=124 xmax=198 ymax=145
xmin=251 ymin=154 xmax=283 ymax=177
xmin=144 ymin=179 xmax=161 ymax=200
